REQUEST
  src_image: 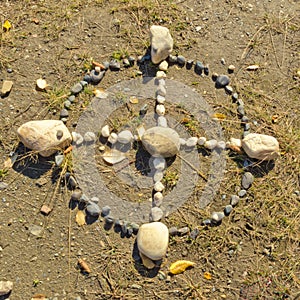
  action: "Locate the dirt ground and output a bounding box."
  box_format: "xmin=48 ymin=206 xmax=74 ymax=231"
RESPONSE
xmin=0 ymin=0 xmax=299 ymax=299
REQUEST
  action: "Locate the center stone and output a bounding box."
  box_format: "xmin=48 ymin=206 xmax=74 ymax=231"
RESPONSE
xmin=141 ymin=126 xmax=180 ymax=158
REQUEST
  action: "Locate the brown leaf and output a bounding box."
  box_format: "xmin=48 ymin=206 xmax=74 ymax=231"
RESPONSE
xmin=169 ymin=260 xmax=195 ymax=275
xmin=75 ymin=210 xmax=86 ymax=226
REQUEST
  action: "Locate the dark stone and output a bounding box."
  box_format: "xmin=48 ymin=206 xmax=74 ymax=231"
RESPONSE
xmin=101 ymin=205 xmax=111 ymax=217
xmin=86 ymin=202 xmax=101 ymax=217
xmin=186 ymin=60 xmax=194 ymax=70
xmin=177 ymin=55 xmax=186 ymax=66
xmin=224 ymin=204 xmax=233 ymax=216
xmin=204 ymin=65 xmax=209 ymax=76
xmin=190 ymin=228 xmax=199 ymax=240
xmin=194 ymin=61 xmax=204 ymax=75
xmin=232 ymin=92 xmax=238 ymax=102
xmin=215 ymin=75 xmax=230 ymax=89
xmin=109 ymin=59 xmax=121 ymax=71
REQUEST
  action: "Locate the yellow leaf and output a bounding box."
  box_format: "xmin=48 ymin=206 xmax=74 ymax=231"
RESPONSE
xmin=3 ymin=20 xmax=12 ymax=31
xmin=169 ymin=260 xmax=195 ymax=275
xmin=203 ymin=271 xmax=212 ymax=280
xmin=212 ymin=113 xmax=226 ymax=120
xmin=75 ymin=210 xmax=86 ymax=226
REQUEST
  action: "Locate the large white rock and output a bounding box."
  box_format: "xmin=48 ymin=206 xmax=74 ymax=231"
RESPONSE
xmin=150 ymin=25 xmax=173 ymax=64
xmin=141 ymin=126 xmax=180 ymax=157
xmin=137 ymin=222 xmax=169 ymax=261
xmin=17 ymin=120 xmax=72 ymax=157
xmin=242 ymin=133 xmax=280 ymax=160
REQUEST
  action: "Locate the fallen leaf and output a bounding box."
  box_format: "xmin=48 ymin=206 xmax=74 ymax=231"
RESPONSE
xmin=3 ymin=20 xmax=12 ymax=32
xmin=169 ymin=260 xmax=195 ymax=275
xmin=31 ymin=294 xmax=47 ymax=300
xmin=75 ymin=210 xmax=86 ymax=226
xmin=129 ymin=96 xmax=139 ymax=104
xmin=92 ymin=61 xmax=106 ymax=70
xmin=78 ymin=258 xmax=91 ymax=273
xmin=3 ymin=153 xmax=17 ymax=169
xmin=203 ymin=271 xmax=212 ymax=280
xmin=212 ymin=113 xmax=226 ymax=120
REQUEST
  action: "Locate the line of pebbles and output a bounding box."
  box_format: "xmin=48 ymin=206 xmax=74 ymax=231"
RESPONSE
xmin=62 ymin=52 xmax=254 ymax=240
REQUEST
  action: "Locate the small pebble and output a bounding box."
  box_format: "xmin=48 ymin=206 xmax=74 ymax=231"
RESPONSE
xmin=211 ymin=211 xmax=225 ymax=224
xmin=101 ymin=125 xmax=110 ymax=138
xmin=190 ymin=228 xmax=199 ymax=240
xmin=178 ymin=227 xmax=189 ymax=236
xmin=204 ymin=139 xmax=218 ymax=150
xmin=131 ymin=223 xmax=139 ymax=234
xmin=237 ymin=98 xmax=244 ymax=106
xmin=109 ymin=59 xmax=121 ymax=71
xmin=56 ymin=130 xmax=63 ymax=140
xmin=230 ymin=195 xmax=240 ymax=206
xmin=156 ymin=71 xmax=166 ymax=78
xmin=211 ymin=72 xmax=218 ymax=81
xmin=68 ymin=95 xmax=76 ymax=103
xmin=7 ymin=68 xmax=13 ymax=73
xmin=140 ymin=104 xmax=148 ymax=115
xmin=79 ymin=194 xmax=89 ymax=203
xmin=102 ymin=61 xmax=110 ymax=70
xmin=123 ymin=58 xmax=130 ymax=67
xmin=84 ymin=131 xmax=96 ymax=143
xmin=157 ymin=85 xmax=167 ymax=97
xmin=194 ymin=61 xmax=204 ymax=75
xmin=159 ymin=60 xmax=168 ymax=71
xmin=225 ymin=85 xmax=233 ymax=95
xmin=68 ymin=175 xmax=77 ymax=189
xmin=197 ymin=136 xmax=206 ymax=146
xmin=221 ymin=58 xmax=226 ymax=65
xmin=215 ymin=75 xmax=230 ymax=89
xmin=86 ymin=202 xmax=101 ymax=217
xmin=244 ymin=123 xmax=251 ymax=131
xmin=0 ymin=182 xmax=8 ymax=190
xmin=64 ymin=100 xmax=71 ymax=109
xmin=228 ymin=65 xmax=235 ymax=73
xmin=90 ymin=69 xmax=105 ymax=84
xmin=156 ymin=104 xmax=165 ymax=115
xmin=232 ymin=92 xmax=239 ymax=102
xmin=104 ymin=215 xmax=114 ymax=225
xmin=90 ymin=196 xmax=99 ymax=203
xmin=186 ymin=59 xmax=193 ymax=70
xmin=177 ymin=55 xmax=186 ymax=66
xmin=186 ymin=137 xmax=198 ymax=147
xmin=241 ymin=116 xmax=249 ymax=123
xmin=203 ymin=65 xmax=209 ymax=75
xmin=101 ymin=206 xmax=111 ymax=217
xmin=117 ymin=130 xmax=134 ymax=144
xmin=238 ymin=189 xmax=247 ymax=197
xmin=128 ymin=56 xmax=135 ymax=66
xmin=168 ymin=55 xmax=177 ymax=63
xmin=80 ymin=80 xmax=88 ymax=87
xmin=179 ymin=138 xmax=186 ymax=146
xmin=71 ymin=82 xmax=83 ymax=94
xmin=237 ymin=105 xmax=245 ymax=116
xmin=83 ymin=74 xmax=91 ymax=83
xmin=217 ymin=141 xmax=226 ymax=150
xmin=202 ymin=219 xmax=211 ymax=226
xmin=71 ymin=190 xmax=82 ymax=201
xmin=224 ymin=204 xmax=233 ymax=216
xmin=153 ymin=157 xmax=166 ymax=170
xmin=60 ymin=109 xmax=69 ymax=118
xmin=156 ymin=95 xmax=165 ymax=104
xmin=154 ymin=181 xmax=165 ymax=192
xmin=242 ymin=172 xmax=254 ymax=189
xmin=157 ymin=116 xmax=168 ymax=127
xmin=150 ymin=207 xmax=164 ymax=222
xmin=153 ymin=170 xmax=164 ymax=182
xmin=169 ymin=226 xmax=178 ymax=236
xmin=55 ymin=154 xmax=64 ymax=167
xmin=108 ymin=132 xmax=118 ymax=144
xmin=153 ymin=192 xmax=163 ymax=207
xmin=75 ymin=133 xmax=83 ymax=146
xmin=243 ymin=130 xmax=250 ymax=137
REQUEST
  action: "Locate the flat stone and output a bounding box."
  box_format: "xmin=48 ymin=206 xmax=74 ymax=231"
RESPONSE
xmin=142 ymin=126 xmax=180 ymax=157
xmin=0 ymin=280 xmax=13 ymax=296
xmin=150 ymin=25 xmax=173 ymax=64
xmin=215 ymin=75 xmax=230 ymax=89
xmin=137 ymin=222 xmax=169 ymax=260
xmin=117 ymin=130 xmax=134 ymax=144
xmin=1 ymin=80 xmax=13 ymax=96
xmin=101 ymin=205 xmax=111 ymax=217
xmin=17 ymin=120 xmax=72 ymax=157
xmin=102 ymin=149 xmax=126 ymax=165
xmin=242 ymin=133 xmax=280 ymax=160
xmin=238 ymin=189 xmax=247 ymax=197
xmin=242 ymin=172 xmax=254 ymax=189
xmin=211 ymin=211 xmax=225 ymax=223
